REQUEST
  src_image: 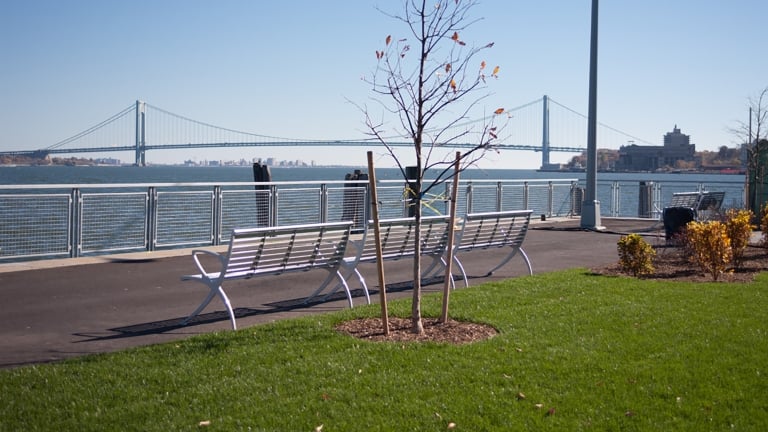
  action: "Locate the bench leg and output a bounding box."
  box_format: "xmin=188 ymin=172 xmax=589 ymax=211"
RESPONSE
xmin=452 ymin=255 xmax=469 ymax=288
xmin=349 ymin=268 xmax=371 ymax=304
xmin=421 ymin=256 xmax=456 ymax=289
xmin=335 ymin=270 xmax=355 ymax=308
xmin=486 ymin=247 xmax=533 ymax=277
xmin=304 ymin=269 xmax=363 ymax=308
xmin=306 ymin=263 xmax=371 ymax=306
xmin=183 ymin=284 xmax=237 ymax=330
xmin=316 ymin=271 xmax=357 ymax=308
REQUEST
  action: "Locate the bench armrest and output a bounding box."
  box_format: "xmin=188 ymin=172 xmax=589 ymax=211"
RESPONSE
xmin=190 ymin=249 xmax=227 ymax=277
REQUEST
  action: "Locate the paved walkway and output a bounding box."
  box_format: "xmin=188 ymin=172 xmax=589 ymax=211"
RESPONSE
xmin=0 ymin=217 xmax=663 ymax=368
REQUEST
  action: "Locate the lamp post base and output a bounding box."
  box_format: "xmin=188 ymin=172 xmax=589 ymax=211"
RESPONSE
xmin=580 ymin=200 xmax=605 ymax=231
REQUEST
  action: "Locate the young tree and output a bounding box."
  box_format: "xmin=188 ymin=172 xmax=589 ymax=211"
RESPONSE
xmin=731 ymin=87 xmax=768 ymax=213
xmin=360 ymin=0 xmax=505 ymax=334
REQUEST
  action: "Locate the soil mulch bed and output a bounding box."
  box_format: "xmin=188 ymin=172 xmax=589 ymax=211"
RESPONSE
xmin=336 ymin=317 xmax=498 ymax=345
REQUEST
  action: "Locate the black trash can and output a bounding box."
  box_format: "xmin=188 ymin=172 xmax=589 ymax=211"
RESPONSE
xmin=662 ymin=207 xmax=696 ymax=240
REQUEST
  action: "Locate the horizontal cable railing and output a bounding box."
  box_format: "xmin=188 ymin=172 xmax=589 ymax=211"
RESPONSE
xmin=2 ymin=176 xmax=744 ymax=262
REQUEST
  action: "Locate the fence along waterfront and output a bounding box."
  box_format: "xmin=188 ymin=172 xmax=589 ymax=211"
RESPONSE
xmin=0 ymin=176 xmax=746 ymax=262
xmin=0 ymin=178 xmax=580 ymax=261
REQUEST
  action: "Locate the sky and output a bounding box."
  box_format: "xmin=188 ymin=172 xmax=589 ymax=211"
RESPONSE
xmin=2 ymin=0 xmax=767 ymax=169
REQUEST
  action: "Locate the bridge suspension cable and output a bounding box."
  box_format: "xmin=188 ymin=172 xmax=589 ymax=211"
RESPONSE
xmin=46 ymin=103 xmax=135 ymax=151
xmin=548 ymin=97 xmax=654 ymax=146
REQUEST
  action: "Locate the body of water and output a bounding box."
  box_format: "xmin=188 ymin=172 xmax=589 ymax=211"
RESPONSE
xmin=0 ymin=164 xmax=746 ymax=186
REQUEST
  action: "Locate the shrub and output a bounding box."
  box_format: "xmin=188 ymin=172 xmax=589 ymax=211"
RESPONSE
xmin=685 ymin=220 xmax=732 ymax=281
xmin=617 ymin=233 xmax=656 ymax=277
xmin=762 ymin=203 xmax=768 ymax=249
xmin=724 ymin=208 xmax=753 ymax=268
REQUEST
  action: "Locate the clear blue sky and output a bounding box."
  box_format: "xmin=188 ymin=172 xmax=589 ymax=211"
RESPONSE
xmin=2 ymin=1 xmax=766 ymax=169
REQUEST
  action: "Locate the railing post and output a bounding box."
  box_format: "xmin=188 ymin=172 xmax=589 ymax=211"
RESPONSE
xmin=465 ymin=182 xmax=474 ymax=214
xmin=496 ymin=181 xmax=503 ymax=212
xmin=523 ymin=181 xmax=529 ymax=210
xmin=320 ymin=183 xmax=329 ymax=223
xmin=270 ymin=185 xmax=278 ymax=227
xmin=653 ymin=182 xmax=662 ymax=219
xmin=212 ymin=185 xmax=222 ymax=245
xmin=147 ymin=186 xmax=157 ymax=251
xmin=547 ymin=181 xmax=554 ymax=217
xmin=364 ymin=181 xmax=371 ymax=229
xmin=70 ymin=188 xmax=81 ymax=258
xmin=612 ymin=181 xmax=621 ymax=217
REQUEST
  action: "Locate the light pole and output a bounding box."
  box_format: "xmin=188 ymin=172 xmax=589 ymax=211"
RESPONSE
xmin=580 ymin=0 xmax=604 ymax=230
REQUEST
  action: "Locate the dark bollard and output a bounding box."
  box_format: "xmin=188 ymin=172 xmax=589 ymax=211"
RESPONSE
xmin=638 ymin=181 xmax=654 ymax=218
xmin=342 ymin=169 xmax=368 ymax=227
xmin=405 ymin=166 xmax=420 ymax=217
xmin=252 ymin=161 xmax=272 ymax=226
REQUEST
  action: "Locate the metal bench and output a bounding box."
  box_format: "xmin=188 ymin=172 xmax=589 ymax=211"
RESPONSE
xmin=668 ymin=191 xmax=725 ymax=220
xmin=663 ymin=191 xmax=725 ymax=240
xmin=451 ymin=210 xmax=534 ymax=287
xmin=338 ymin=215 xmax=453 ymax=294
xmin=181 ymin=221 xmax=357 ymax=330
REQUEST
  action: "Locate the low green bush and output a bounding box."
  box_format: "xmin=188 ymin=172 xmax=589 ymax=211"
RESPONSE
xmin=685 ymin=220 xmax=732 ymax=281
xmin=617 ymin=233 xmax=655 ymax=277
xmin=724 ymin=208 xmax=753 ymax=268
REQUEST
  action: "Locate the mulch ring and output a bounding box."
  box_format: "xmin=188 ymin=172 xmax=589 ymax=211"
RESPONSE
xmin=336 ymin=317 xmax=498 ymax=345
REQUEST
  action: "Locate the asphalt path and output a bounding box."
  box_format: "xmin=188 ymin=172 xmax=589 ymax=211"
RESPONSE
xmin=0 ymin=217 xmax=661 ymax=368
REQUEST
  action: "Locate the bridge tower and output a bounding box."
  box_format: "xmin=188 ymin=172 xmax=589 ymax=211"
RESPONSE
xmin=135 ymin=100 xmax=146 ymax=166
xmin=541 ymin=95 xmax=551 ymax=169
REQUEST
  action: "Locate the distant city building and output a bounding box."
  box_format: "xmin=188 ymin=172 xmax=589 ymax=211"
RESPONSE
xmin=614 ymin=125 xmax=696 ymax=171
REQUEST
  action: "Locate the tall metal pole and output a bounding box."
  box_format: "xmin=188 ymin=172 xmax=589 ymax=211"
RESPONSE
xmin=580 ymin=0 xmax=604 ymax=229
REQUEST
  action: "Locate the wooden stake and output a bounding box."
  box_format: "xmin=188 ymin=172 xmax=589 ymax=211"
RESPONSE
xmin=440 ymin=151 xmax=461 ymax=322
xmin=367 ymin=151 xmax=389 ymax=335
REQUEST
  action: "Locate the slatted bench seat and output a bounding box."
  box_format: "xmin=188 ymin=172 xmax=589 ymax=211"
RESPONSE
xmin=451 ymin=210 xmax=533 ymax=287
xmin=338 ymin=215 xmax=453 ymax=294
xmin=181 ymin=221 xmax=357 ymax=330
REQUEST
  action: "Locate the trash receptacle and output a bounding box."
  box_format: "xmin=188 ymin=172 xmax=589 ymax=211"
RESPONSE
xmin=663 ymin=207 xmax=696 ymax=240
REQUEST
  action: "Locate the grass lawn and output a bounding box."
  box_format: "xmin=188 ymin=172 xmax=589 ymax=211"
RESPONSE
xmin=1 ymin=269 xmax=767 ymax=431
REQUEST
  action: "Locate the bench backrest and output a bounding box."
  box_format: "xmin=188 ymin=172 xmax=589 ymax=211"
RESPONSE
xmin=669 ymin=191 xmax=725 ymax=211
xmin=353 ymin=215 xmax=452 ymax=263
xmin=456 ymin=210 xmax=533 ymax=251
xmin=224 ymin=221 xmax=353 ymax=278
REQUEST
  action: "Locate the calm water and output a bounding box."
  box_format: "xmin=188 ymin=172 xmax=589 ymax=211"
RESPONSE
xmin=0 ymin=164 xmax=745 ymax=186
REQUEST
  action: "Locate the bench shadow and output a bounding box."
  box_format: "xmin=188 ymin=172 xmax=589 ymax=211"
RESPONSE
xmin=73 ymin=276 xmax=465 ymax=343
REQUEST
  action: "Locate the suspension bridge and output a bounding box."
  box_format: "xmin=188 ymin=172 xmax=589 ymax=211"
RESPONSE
xmin=1 ymin=96 xmax=652 ymax=168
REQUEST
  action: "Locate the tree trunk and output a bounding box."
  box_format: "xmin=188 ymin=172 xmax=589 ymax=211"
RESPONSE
xmin=411 ymin=153 xmax=424 ymax=334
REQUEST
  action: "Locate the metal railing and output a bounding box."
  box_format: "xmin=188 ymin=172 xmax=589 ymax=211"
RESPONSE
xmin=0 ymin=178 xmax=578 ymax=261
xmin=597 ymin=179 xmax=745 ymax=219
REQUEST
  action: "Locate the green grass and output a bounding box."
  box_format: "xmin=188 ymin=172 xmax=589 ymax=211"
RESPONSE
xmin=1 ymin=270 xmax=767 ymax=431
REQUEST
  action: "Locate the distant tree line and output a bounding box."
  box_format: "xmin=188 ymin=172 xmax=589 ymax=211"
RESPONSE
xmin=565 ymin=146 xmax=744 ymax=172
